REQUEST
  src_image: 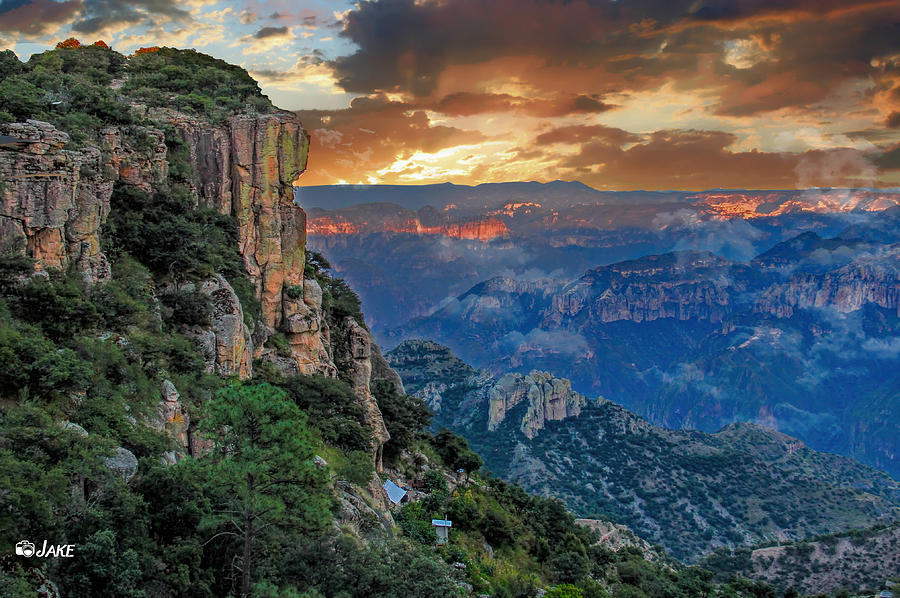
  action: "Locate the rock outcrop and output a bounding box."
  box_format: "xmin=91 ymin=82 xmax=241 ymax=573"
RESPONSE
xmin=103 ymin=447 xmax=139 ymax=481
xmin=546 ymin=252 xmax=740 ymax=326
xmin=2 ymin=107 xmax=397 ymax=469
xmin=1 ymin=120 xmax=110 ymax=283
xmin=755 ymin=250 xmax=900 ymax=317
xmin=488 ymin=371 xmax=588 ymax=438
xmin=181 ymin=275 xmax=254 ymax=380
xmin=0 ymin=120 xmax=168 ymax=285
xmin=337 ymin=317 xmax=391 ymax=468
xmin=152 ymin=379 xmax=190 ymax=456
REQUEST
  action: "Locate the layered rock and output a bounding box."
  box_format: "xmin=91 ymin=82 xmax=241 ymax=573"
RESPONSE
xmin=175 ymin=275 xmax=254 ymax=379
xmin=0 ymin=120 xmax=168 ymax=285
xmin=488 ymin=371 xmax=588 ymax=438
xmin=546 ymin=252 xmax=740 ymax=326
xmin=306 ymin=203 xmax=509 ymax=241
xmin=1 ymin=121 xmax=110 ymax=283
xmin=755 ymin=250 xmax=900 ymax=317
xmin=162 ymin=110 xmax=342 ymax=378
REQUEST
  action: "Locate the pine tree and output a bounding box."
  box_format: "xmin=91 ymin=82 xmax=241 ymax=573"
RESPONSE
xmin=198 ymin=383 xmax=331 ymax=597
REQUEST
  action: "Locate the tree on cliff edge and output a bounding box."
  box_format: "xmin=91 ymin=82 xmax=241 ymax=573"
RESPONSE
xmin=197 ymin=383 xmax=331 ymax=597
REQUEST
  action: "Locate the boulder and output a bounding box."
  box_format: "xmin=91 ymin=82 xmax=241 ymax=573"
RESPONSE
xmin=103 ymin=447 xmax=138 ymax=481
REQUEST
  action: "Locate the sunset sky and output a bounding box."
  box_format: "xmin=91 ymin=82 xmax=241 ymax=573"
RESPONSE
xmin=3 ymin=0 xmax=900 ymax=190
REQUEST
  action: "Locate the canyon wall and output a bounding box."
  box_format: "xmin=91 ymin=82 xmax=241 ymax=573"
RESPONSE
xmin=1 ymin=111 xmax=393 ymax=467
xmin=488 ymin=371 xmax=588 ymax=438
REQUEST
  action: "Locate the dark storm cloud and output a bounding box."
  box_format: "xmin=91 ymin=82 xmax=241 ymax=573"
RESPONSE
xmin=71 ymin=0 xmax=190 ymax=34
xmin=0 ymin=0 xmax=82 ymax=35
xmin=427 ymin=92 xmax=615 ymax=117
xmin=254 ymin=26 xmax=289 ymax=39
xmin=331 ymin=0 xmax=689 ymax=97
xmin=330 ymin=0 xmax=900 ymax=117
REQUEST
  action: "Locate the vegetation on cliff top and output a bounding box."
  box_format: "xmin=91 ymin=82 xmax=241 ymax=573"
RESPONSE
xmin=0 ymin=42 xmax=274 ymax=145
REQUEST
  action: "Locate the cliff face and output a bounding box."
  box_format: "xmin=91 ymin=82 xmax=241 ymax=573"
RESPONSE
xmin=546 ymin=252 xmax=742 ymax=326
xmin=755 ymin=250 xmax=900 ymax=317
xmin=488 ymin=371 xmax=588 ymax=438
xmin=306 ymin=203 xmax=509 ymax=241
xmin=2 ymin=109 xmax=394 ymax=467
xmin=0 ymin=120 xmax=166 ymax=284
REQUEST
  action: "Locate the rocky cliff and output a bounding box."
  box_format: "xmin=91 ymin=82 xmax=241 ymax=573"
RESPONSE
xmin=1 ymin=98 xmax=393 ymax=466
xmin=386 ymin=338 xmax=587 ymax=439
xmin=546 ymin=252 xmax=744 ymax=326
xmin=754 ymin=249 xmax=900 ymax=317
xmin=306 ymin=202 xmax=509 ymax=241
xmin=488 ymin=371 xmax=588 ymax=438
xmin=0 ymin=119 xmax=166 ymax=285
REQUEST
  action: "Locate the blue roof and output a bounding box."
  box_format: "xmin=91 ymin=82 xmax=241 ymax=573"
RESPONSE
xmin=383 ymin=479 xmax=407 ymax=504
xmin=431 ymin=519 xmax=453 ymax=527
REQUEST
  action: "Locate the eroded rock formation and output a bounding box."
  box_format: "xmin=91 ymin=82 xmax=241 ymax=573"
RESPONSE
xmin=488 ymin=371 xmax=588 ymax=438
xmin=2 ymin=109 xmax=396 ymax=468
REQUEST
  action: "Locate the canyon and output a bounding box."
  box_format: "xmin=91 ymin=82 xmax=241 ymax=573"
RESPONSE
xmin=388 ymin=339 xmax=900 ymax=563
xmin=299 ymin=182 xmax=900 ymax=479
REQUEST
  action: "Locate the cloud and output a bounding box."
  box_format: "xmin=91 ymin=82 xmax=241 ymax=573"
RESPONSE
xmin=329 ymin=0 xmax=900 ymax=116
xmin=72 ymin=0 xmax=191 ymax=35
xmin=238 ymin=10 xmax=256 ymax=25
xmin=297 ymin=95 xmax=486 ymax=185
xmin=238 ymin=24 xmax=294 ymax=55
xmin=535 ymin=124 xmax=640 ymax=146
xmin=503 ymin=328 xmax=591 ymax=356
xmin=550 ymin=129 xmax=883 ymax=190
xmin=0 ymin=0 xmax=82 ymax=35
xmin=281 ymin=0 xmax=900 ymax=188
xmin=861 ymin=337 xmax=900 ymax=359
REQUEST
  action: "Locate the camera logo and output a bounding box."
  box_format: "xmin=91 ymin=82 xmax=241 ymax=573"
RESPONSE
xmin=16 ymin=541 xmax=35 ymax=557
xmin=13 ymin=540 xmax=74 ymax=558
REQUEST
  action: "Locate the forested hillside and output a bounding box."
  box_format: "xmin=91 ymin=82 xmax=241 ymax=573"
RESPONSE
xmin=0 ymin=42 xmax=795 ymax=598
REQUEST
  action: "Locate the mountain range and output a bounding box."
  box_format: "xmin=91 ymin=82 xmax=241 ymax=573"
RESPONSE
xmin=299 ymin=184 xmax=900 ymax=333
xmin=387 ymin=339 xmax=900 ymax=563
xmin=376 ymin=208 xmax=900 ymax=479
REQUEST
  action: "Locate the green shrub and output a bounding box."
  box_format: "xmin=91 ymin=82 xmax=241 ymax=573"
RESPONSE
xmin=160 ymin=288 xmax=212 ymax=327
xmin=339 ymin=450 xmax=374 ymax=486
xmin=104 ymin=183 xmax=242 ymax=282
xmin=265 ymin=332 xmax=293 ymax=358
xmin=395 ymin=502 xmax=438 ymax=545
xmin=373 ymin=380 xmax=433 ymax=463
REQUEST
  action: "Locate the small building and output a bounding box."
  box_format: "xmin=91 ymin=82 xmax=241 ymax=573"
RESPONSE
xmin=383 ymin=479 xmax=407 ymax=505
xmin=431 ymin=519 xmax=452 ymax=544
xmin=877 ymin=591 xmax=892 ymax=598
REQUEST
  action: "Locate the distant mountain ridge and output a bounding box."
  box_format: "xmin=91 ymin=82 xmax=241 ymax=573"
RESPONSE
xmin=303 ymin=186 xmax=900 ymax=339
xmin=387 ymin=340 xmax=900 ymax=563
xmin=296 ymin=182 xmax=900 ymax=213
xmin=387 ymin=216 xmax=900 ymax=478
